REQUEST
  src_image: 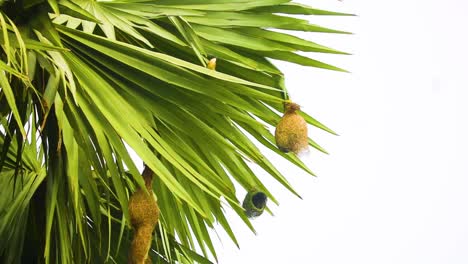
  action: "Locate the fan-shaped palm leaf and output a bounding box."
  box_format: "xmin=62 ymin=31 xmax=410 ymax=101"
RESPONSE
xmin=0 ymin=0 xmax=352 ymax=263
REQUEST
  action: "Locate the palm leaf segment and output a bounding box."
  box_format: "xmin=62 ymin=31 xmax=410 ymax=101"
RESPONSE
xmin=0 ymin=0 xmax=351 ymax=263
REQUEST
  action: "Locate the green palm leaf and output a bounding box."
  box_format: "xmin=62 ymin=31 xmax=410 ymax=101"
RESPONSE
xmin=0 ymin=0 xmax=351 ymax=263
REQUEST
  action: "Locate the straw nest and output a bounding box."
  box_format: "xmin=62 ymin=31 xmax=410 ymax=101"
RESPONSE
xmin=128 ymin=166 xmax=159 ymax=264
xmin=275 ymin=102 xmax=308 ymax=154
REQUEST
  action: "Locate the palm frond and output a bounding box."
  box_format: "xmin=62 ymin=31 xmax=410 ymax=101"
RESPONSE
xmin=0 ymin=0 xmax=352 ymax=263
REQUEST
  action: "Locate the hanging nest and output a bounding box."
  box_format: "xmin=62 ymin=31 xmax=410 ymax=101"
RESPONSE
xmin=128 ymin=166 xmax=160 ymax=264
xmin=242 ymin=190 xmax=268 ymax=218
xmin=275 ymin=102 xmax=308 ymax=154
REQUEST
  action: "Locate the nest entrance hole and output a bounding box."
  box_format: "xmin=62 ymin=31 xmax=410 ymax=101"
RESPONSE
xmin=252 ymin=192 xmax=267 ymax=209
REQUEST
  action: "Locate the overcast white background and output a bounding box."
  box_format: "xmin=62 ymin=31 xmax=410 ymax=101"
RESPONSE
xmin=214 ymin=0 xmax=468 ymax=263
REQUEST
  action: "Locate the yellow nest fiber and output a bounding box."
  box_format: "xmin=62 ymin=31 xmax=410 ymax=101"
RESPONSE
xmin=275 ymin=102 xmax=308 ymax=154
xmin=128 ymin=166 xmax=160 ymax=264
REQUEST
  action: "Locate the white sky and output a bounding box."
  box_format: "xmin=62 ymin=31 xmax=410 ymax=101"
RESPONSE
xmin=215 ymin=1 xmax=468 ymax=263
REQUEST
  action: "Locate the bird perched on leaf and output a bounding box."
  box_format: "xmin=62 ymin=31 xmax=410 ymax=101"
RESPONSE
xmin=207 ymin=58 xmax=217 ymax=70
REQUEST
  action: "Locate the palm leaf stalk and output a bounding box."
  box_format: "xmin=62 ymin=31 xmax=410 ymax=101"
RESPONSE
xmin=0 ymin=0 xmax=352 ymax=263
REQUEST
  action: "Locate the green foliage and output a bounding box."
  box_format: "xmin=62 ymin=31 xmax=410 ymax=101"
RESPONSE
xmin=0 ymin=0 xmax=351 ymax=263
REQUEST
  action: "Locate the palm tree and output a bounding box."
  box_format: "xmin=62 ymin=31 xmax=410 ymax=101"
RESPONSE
xmin=0 ymin=0 xmax=351 ymax=263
